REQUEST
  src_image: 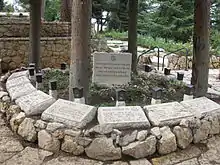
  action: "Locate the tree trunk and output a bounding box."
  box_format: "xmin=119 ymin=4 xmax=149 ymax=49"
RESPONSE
xmin=60 ymin=0 xmax=72 ymax=22
xmin=29 ymin=0 xmax=42 ymax=71
xmin=191 ymin=0 xmax=211 ymax=97
xmin=41 ymin=0 xmax=46 ymax=19
xmin=69 ymin=0 xmax=91 ymax=102
xmin=0 ymin=0 xmax=4 ymax=11
xmin=128 ymin=0 xmax=138 ymax=74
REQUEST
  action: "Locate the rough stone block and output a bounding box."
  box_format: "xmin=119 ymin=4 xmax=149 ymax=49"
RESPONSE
xmin=6 ymin=76 xmax=30 ymax=90
xmin=8 ymin=70 xmax=28 ymax=80
xmin=41 ymin=99 xmax=97 ymax=128
xmin=15 ymin=90 xmax=56 ymax=116
xmin=144 ymin=102 xmax=194 ymax=126
xmin=98 ymin=106 xmax=150 ymax=129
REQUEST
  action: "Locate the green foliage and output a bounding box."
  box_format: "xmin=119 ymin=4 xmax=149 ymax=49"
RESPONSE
xmin=44 ymin=0 xmax=60 ymax=21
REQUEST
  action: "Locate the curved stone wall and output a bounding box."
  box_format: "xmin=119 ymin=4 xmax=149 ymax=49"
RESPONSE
xmin=1 ymin=69 xmax=220 ymax=162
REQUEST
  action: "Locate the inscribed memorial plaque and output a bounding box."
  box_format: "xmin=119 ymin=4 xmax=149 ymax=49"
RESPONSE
xmin=15 ymin=90 xmax=56 ymax=116
xmin=41 ymin=99 xmax=97 ymax=128
xmin=8 ymin=83 xmax=37 ymax=100
xmin=144 ymin=102 xmax=194 ymax=126
xmin=92 ymin=52 xmax=132 ymax=85
xmin=6 ymin=76 xmax=30 ymax=90
xmin=8 ymin=70 xmax=28 ymax=80
xmin=98 ymin=106 xmax=150 ymax=129
xmin=180 ymin=97 xmax=220 ymax=117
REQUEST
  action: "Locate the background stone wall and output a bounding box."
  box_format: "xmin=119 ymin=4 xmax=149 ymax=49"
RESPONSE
xmin=0 ymin=22 xmax=71 ymax=37
xmin=0 ymin=37 xmax=71 ymax=71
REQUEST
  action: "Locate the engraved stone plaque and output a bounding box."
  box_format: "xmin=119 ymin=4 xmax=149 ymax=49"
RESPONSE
xmin=6 ymin=76 xmax=30 ymax=90
xmin=144 ymin=102 xmax=194 ymax=126
xmin=8 ymin=83 xmax=37 ymax=100
xmin=92 ymin=52 xmax=132 ymax=85
xmin=15 ymin=90 xmax=56 ymax=116
xmin=8 ymin=70 xmax=28 ymax=80
xmin=41 ymin=99 xmax=97 ymax=128
xmin=98 ymin=106 xmax=150 ymax=129
xmin=180 ymin=97 xmax=220 ymax=117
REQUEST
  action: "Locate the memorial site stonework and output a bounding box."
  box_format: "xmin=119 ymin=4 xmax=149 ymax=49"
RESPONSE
xmin=0 ymin=68 xmax=220 ymax=165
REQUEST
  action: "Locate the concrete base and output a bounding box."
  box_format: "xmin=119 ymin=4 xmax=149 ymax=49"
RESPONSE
xmin=183 ymin=94 xmax=193 ymax=101
xmin=74 ymin=97 xmax=85 ymax=104
xmin=116 ymin=101 xmax=126 ymax=107
xmin=49 ymin=90 xmax=58 ymax=99
xmin=151 ymin=98 xmax=161 ymax=105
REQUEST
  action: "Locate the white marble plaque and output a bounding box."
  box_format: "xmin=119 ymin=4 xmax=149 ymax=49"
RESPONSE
xmin=92 ymin=52 xmax=132 ymax=85
xmin=180 ymin=97 xmax=220 ymax=117
xmin=8 ymin=70 xmax=28 ymax=80
xmin=144 ymin=102 xmax=194 ymax=126
xmin=15 ymin=90 xmax=56 ymax=116
xmin=6 ymin=76 xmax=30 ymax=90
xmin=8 ymin=83 xmax=37 ymax=100
xmin=98 ymin=106 xmax=150 ymax=129
xmin=41 ymin=99 xmax=97 ymax=128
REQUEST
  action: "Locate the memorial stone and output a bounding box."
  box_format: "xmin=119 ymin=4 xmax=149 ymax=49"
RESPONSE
xmin=15 ymin=90 xmax=56 ymax=116
xmin=6 ymin=76 xmax=30 ymax=90
xmin=8 ymin=83 xmax=37 ymax=100
xmin=98 ymin=106 xmax=150 ymax=129
xmin=180 ymin=97 xmax=220 ymax=117
xmin=144 ymin=102 xmax=194 ymax=126
xmin=92 ymin=52 xmax=132 ymax=85
xmin=41 ymin=99 xmax=97 ymax=128
xmin=8 ymin=70 xmax=29 ymax=80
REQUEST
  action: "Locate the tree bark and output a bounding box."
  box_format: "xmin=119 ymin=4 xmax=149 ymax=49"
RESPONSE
xmin=29 ymin=0 xmax=42 ymax=71
xmin=128 ymin=0 xmax=138 ymax=74
xmin=41 ymin=0 xmax=45 ymax=19
xmin=60 ymin=0 xmax=72 ymax=22
xmin=191 ymin=0 xmax=211 ymax=97
xmin=69 ymin=0 xmax=91 ymax=102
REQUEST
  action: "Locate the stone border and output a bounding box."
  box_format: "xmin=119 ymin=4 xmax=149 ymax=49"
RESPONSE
xmin=0 ymin=68 xmax=220 ymax=162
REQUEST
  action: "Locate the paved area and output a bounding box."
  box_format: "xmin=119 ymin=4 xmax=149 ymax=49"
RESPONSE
xmin=1 ymin=113 xmax=220 ymax=165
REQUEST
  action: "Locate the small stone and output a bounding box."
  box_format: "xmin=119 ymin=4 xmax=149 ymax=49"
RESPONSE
xmin=173 ymin=126 xmax=193 ymax=149
xmin=158 ymin=126 xmax=177 ymax=155
xmin=10 ymin=112 xmax=25 ymax=132
xmin=52 ymin=130 xmax=65 ymax=139
xmin=136 ymin=130 xmax=148 ymax=141
xmin=130 ymin=159 xmax=152 ymax=165
xmin=17 ymin=118 xmax=37 ymax=142
xmin=193 ymin=119 xmax=211 ymax=143
xmin=0 ymin=91 xmax=8 ymax=99
xmin=109 ymin=161 xmax=128 ymax=165
xmin=76 ymin=136 xmax=92 ymax=147
xmin=205 ymin=115 xmax=220 ymax=135
xmin=88 ymin=124 xmax=113 ymax=135
xmin=85 ymin=137 xmax=121 ymax=161
xmin=150 ymin=127 xmax=161 ymax=139
xmin=34 ymin=120 xmax=47 ymax=129
xmin=180 ymin=118 xmax=190 ymax=127
xmin=61 ymin=135 xmax=84 ymax=155
xmin=64 ymin=129 xmax=81 ymax=137
xmin=112 ymin=129 xmax=122 ymax=135
xmin=38 ymin=130 xmax=60 ymax=152
xmin=8 ymin=105 xmax=21 ymax=114
xmin=2 ymin=95 xmax=10 ymax=102
xmin=119 ymin=130 xmax=138 ymax=146
xmin=122 ymin=135 xmax=156 ymax=159
xmin=46 ymin=122 xmax=65 ymax=132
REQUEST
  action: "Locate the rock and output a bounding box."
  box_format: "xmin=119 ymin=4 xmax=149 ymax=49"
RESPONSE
xmin=46 ymin=122 xmax=65 ymax=132
xmin=150 ymin=127 xmax=161 ymax=139
xmin=2 ymin=95 xmax=10 ymax=102
xmin=34 ymin=120 xmax=47 ymax=129
xmin=85 ymin=137 xmax=121 ymax=161
xmin=136 ymin=130 xmax=148 ymax=141
xmin=17 ymin=118 xmax=37 ymax=142
xmin=10 ymin=112 xmax=25 ymax=132
xmin=64 ymin=129 xmax=81 ymax=137
xmin=130 ymin=159 xmax=152 ymax=165
xmin=76 ymin=136 xmax=92 ymax=147
xmin=52 ymin=130 xmax=65 ymax=139
xmin=119 ymin=130 xmax=137 ymax=146
xmin=6 ymin=104 xmax=21 ymax=121
xmin=193 ymin=119 xmax=211 ymax=143
xmin=61 ymin=135 xmax=84 ymax=155
xmin=180 ymin=118 xmax=190 ymax=127
xmin=158 ymin=126 xmax=177 ymax=155
xmin=173 ymin=126 xmax=193 ymax=149
xmin=122 ymin=135 xmax=156 ymax=159
xmin=0 ymin=91 xmax=8 ymax=99
xmin=88 ymin=124 xmax=113 ymax=135
xmin=205 ymin=115 xmax=220 ymax=135
xmin=109 ymin=161 xmax=128 ymax=165
xmin=4 ymin=147 xmax=53 ymax=165
xmin=38 ymin=130 xmax=60 ymax=152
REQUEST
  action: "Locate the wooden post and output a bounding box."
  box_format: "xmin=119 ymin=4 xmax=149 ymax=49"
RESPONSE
xmin=191 ymin=0 xmax=211 ymax=97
